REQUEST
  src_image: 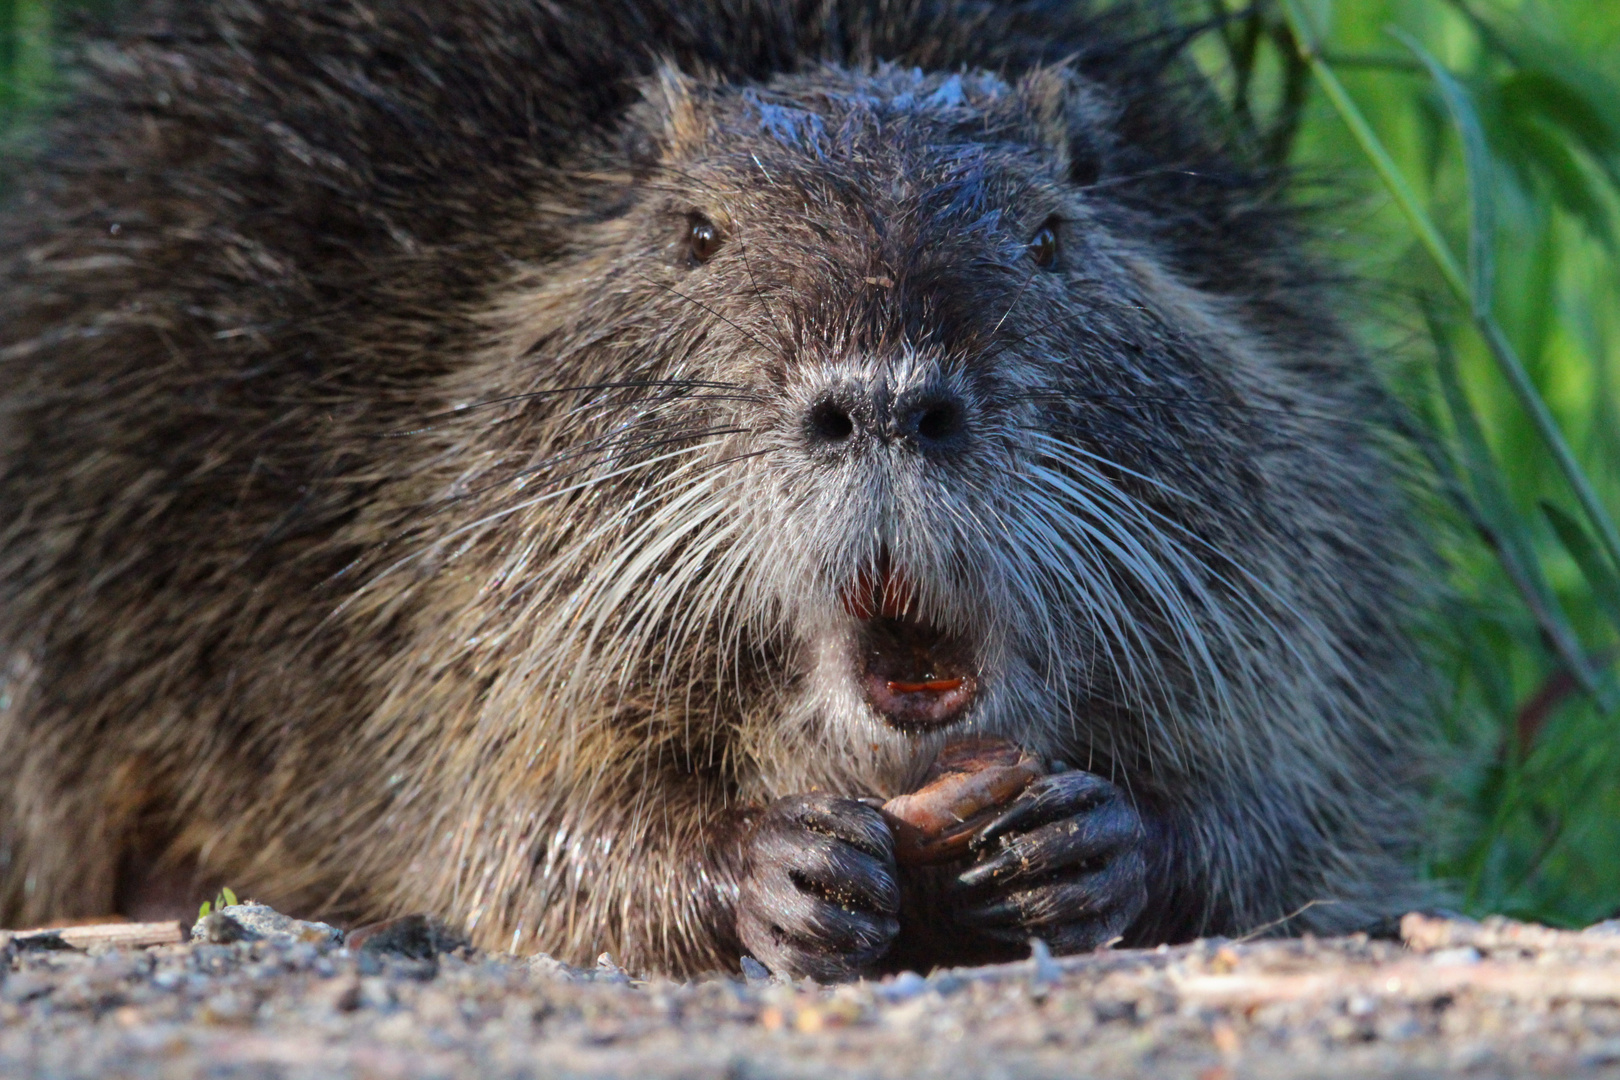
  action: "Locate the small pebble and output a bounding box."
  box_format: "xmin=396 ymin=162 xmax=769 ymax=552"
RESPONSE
xmin=189 ymin=904 xmax=341 ymax=947
xmin=876 ymin=970 xmax=927 ymax=1002
xmin=345 ymin=914 xmax=465 ymax=959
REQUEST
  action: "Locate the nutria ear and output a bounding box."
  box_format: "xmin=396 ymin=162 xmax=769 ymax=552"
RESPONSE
xmin=625 ymin=62 xmax=709 ymax=166
xmin=1018 ymin=66 xmax=1116 ymax=188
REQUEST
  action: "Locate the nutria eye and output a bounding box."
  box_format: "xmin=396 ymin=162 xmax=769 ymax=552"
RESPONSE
xmin=1029 ymin=220 xmax=1059 ymax=269
xmin=688 ymin=216 xmax=723 ymax=263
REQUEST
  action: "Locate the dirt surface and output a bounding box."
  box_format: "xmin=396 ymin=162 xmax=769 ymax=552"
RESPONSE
xmin=5 ymin=907 xmax=1620 ymax=1079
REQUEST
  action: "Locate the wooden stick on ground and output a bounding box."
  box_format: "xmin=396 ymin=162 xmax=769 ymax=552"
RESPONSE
xmin=3 ymin=920 xmax=186 ymax=951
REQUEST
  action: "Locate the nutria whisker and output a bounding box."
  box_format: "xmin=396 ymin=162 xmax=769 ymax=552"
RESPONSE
xmin=1015 ymin=466 xmax=1201 ymax=726
xmin=734 ymin=231 xmax=786 ymax=339
xmin=376 ymin=380 xmax=762 ymax=436
xmin=1027 ymin=426 xmax=1343 ymax=673
xmin=630 ymin=273 xmax=781 ymax=356
xmin=329 ymin=439 xmax=742 ymax=622
xmin=990 ymin=264 xmax=1043 ymax=338
xmin=1017 ymin=389 xmax=1387 ymax=430
xmin=446 ymin=425 xmax=755 ymax=509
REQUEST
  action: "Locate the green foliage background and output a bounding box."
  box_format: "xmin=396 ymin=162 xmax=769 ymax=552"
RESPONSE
xmin=2 ymin=0 xmax=1617 ymax=927
xmin=1219 ymin=0 xmax=1620 ymax=927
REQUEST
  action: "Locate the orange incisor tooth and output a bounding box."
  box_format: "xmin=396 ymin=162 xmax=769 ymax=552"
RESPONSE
xmin=885 ymin=678 xmax=964 ymax=694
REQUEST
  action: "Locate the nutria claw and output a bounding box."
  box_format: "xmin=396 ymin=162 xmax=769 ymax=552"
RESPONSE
xmin=736 ymin=793 xmax=900 ymax=980
xmin=951 ymin=771 xmax=1148 ymax=952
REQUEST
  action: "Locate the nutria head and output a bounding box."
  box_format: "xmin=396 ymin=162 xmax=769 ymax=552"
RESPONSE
xmin=399 ymin=60 xmax=1312 ymax=804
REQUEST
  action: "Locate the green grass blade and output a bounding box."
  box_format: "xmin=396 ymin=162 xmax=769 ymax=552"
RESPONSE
xmin=1542 ymin=501 xmax=1620 ymax=638
xmin=1279 ymin=0 xmax=1468 ymax=297
xmin=0 ymin=0 xmax=16 ymax=117
xmin=1392 ymin=28 xmax=1495 ymax=309
xmin=1430 ymin=316 xmax=1606 ymax=708
xmin=1455 ymin=1 xmax=1620 ymax=194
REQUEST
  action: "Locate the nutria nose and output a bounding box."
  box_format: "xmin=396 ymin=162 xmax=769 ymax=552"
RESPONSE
xmin=805 ymin=383 xmax=967 ymax=454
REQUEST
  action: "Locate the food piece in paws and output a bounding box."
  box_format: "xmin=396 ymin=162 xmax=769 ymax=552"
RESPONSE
xmin=880 ymin=738 xmax=1046 ymax=866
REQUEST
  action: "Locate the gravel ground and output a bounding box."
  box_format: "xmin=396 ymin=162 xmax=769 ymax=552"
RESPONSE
xmin=6 ymin=906 xmax=1620 ymax=1079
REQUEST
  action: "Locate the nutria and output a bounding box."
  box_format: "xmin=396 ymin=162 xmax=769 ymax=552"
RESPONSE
xmin=0 ymin=0 xmax=1428 ymax=978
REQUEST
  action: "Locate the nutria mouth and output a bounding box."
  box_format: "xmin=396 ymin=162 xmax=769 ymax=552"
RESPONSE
xmin=859 ymin=614 xmax=978 ymax=731
xmin=844 ymin=567 xmax=979 ymax=732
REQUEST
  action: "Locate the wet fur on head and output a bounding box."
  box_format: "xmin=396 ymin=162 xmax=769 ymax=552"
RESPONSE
xmin=0 ymin=0 xmax=1427 ymax=972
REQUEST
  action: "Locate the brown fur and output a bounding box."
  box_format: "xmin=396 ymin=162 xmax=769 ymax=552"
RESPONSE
xmin=0 ymin=0 xmax=1428 ymax=973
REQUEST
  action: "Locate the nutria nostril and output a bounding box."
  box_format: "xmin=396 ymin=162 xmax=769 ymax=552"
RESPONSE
xmin=910 ymin=398 xmax=965 ymax=446
xmin=807 ymin=397 xmax=856 ymax=444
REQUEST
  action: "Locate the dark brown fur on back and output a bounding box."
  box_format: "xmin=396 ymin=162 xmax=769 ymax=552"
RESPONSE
xmin=0 ymin=0 xmax=1427 ymax=974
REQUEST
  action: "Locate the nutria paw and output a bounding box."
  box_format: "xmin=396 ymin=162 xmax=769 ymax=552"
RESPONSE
xmin=736 ymin=793 xmax=900 ymax=980
xmin=952 ymin=771 xmax=1148 ymax=953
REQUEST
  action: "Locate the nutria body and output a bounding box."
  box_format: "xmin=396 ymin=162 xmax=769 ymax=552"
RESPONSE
xmin=0 ymin=0 xmax=1427 ymax=977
